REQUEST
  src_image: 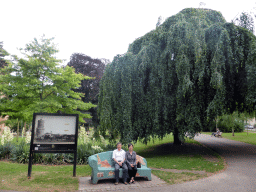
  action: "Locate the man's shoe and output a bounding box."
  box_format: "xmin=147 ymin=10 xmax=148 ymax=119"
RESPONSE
xmin=124 ymin=182 xmax=128 ymax=185
xmin=115 ymin=182 xmax=118 ymax=185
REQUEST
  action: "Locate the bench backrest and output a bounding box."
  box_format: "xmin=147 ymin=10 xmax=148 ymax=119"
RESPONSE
xmin=96 ymin=151 xmax=114 ymax=168
xmin=93 ymin=151 xmax=147 ymax=168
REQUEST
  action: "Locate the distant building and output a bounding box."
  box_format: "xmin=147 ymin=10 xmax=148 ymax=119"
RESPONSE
xmin=247 ymin=118 xmax=256 ymax=127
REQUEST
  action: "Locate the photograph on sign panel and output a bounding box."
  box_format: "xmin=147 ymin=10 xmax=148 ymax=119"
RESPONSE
xmin=33 ymin=115 xmax=76 ymax=144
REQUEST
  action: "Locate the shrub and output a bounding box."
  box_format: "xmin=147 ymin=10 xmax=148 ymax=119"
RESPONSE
xmin=10 ymin=139 xmax=30 ymax=163
xmin=217 ymin=113 xmax=244 ymax=132
xmin=0 ymin=143 xmax=13 ymax=159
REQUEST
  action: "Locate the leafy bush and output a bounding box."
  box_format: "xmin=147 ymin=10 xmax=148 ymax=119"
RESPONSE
xmin=0 ymin=143 xmax=13 ymax=159
xmin=10 ymin=140 xmax=30 ymax=163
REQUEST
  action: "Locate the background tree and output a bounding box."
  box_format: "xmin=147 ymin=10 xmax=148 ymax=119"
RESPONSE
xmin=233 ymin=12 xmax=254 ymax=33
xmin=0 ymin=36 xmax=96 ymax=129
xmin=98 ymin=8 xmax=256 ymax=144
xmin=67 ymin=53 xmax=107 ymax=127
xmin=0 ymin=41 xmax=9 ymax=69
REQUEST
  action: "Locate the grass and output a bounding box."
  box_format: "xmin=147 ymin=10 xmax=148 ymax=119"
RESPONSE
xmin=0 ymin=161 xmax=91 ymax=191
xmin=134 ymin=134 xmax=224 ymax=173
xmin=0 ymin=133 xmax=226 ymax=191
xmin=152 ymin=170 xmax=205 ymax=184
xmin=203 ymin=131 xmax=256 ymax=145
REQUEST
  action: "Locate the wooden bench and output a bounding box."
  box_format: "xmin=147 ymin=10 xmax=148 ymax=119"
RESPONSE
xmin=88 ymin=151 xmax=151 ymax=184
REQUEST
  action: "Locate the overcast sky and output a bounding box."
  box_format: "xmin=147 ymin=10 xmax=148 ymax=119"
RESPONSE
xmin=1 ymin=0 xmax=256 ymax=65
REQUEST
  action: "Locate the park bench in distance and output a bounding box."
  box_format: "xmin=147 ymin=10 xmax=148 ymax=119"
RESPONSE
xmin=88 ymin=151 xmax=151 ymax=184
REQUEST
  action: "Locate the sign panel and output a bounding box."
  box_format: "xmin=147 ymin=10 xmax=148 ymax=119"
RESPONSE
xmin=34 ymin=115 xmax=76 ymax=144
xmin=30 ymin=113 xmax=78 ymax=152
xmin=28 ymin=113 xmax=79 ymax=178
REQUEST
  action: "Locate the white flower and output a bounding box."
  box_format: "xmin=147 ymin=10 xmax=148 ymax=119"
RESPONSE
xmin=1 ymin=135 xmax=5 ymax=145
xmin=79 ymin=127 xmax=89 ymax=144
xmin=25 ymin=132 xmax=31 ymax=144
xmin=92 ymin=145 xmax=103 ymax=152
xmin=1 ymin=127 xmax=13 ymax=144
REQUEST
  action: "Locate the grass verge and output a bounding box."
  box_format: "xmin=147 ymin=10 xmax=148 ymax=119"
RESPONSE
xmin=0 ymin=161 xmax=91 ymax=192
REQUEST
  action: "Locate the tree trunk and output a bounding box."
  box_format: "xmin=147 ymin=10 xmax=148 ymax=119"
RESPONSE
xmin=232 ymin=127 xmax=234 ymax=136
xmin=216 ymin=116 xmax=218 ymax=132
xmin=17 ymin=120 xmax=19 ymax=142
xmin=173 ymin=127 xmax=181 ymax=145
xmin=24 ymin=122 xmax=27 ymax=137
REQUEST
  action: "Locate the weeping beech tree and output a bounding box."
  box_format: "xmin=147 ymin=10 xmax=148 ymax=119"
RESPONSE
xmin=98 ymin=8 xmax=256 ymax=144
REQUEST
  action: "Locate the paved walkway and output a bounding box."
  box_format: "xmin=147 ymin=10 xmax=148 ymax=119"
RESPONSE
xmin=78 ymin=134 xmax=256 ymax=192
xmin=79 ymin=174 xmax=166 ymax=191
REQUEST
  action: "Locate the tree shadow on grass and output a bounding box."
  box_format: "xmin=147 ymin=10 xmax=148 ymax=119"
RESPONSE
xmin=139 ymin=143 xmax=217 ymax=158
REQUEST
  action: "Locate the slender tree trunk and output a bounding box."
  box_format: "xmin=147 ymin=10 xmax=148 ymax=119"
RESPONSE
xmin=17 ymin=120 xmax=19 ymax=142
xmin=246 ymin=120 xmax=248 ymax=136
xmin=173 ymin=127 xmax=181 ymax=145
xmin=24 ymin=122 xmax=27 ymax=137
xmin=216 ymin=116 xmax=218 ymax=132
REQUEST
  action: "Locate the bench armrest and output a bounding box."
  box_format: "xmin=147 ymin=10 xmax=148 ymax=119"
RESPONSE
xmin=88 ymin=155 xmax=99 ymax=170
xmin=142 ymin=157 xmax=147 ymax=167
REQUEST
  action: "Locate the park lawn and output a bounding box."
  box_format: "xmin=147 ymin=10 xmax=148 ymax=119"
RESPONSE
xmin=0 ymin=161 xmax=91 ymax=192
xmin=135 ymin=136 xmax=224 ymax=173
xmin=0 ymin=134 xmax=225 ymax=191
xmin=202 ymin=132 xmax=256 ymax=145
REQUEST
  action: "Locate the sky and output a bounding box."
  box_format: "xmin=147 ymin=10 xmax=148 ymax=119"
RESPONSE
xmin=1 ymin=0 xmax=256 ymax=65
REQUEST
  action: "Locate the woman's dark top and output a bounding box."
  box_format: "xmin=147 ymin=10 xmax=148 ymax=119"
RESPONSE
xmin=125 ymin=151 xmax=137 ymax=166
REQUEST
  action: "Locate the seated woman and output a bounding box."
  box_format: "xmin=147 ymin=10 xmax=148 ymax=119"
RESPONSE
xmin=125 ymin=143 xmax=137 ymax=184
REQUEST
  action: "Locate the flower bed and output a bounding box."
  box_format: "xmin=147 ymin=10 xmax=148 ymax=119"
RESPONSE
xmin=0 ymin=127 xmax=116 ymax=165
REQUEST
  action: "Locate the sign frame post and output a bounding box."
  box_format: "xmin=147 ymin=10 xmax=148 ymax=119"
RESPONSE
xmin=28 ymin=113 xmax=79 ymax=178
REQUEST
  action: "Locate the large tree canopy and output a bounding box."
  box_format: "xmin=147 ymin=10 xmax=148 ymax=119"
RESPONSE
xmin=0 ymin=36 xmax=96 ymax=124
xmin=98 ymin=8 xmax=256 ymax=144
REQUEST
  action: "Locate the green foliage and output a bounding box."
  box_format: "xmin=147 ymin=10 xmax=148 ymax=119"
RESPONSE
xmin=0 ymin=41 xmax=9 ymax=69
xmin=0 ymin=143 xmax=13 ymax=159
xmin=217 ymin=113 xmax=244 ymax=132
xmin=0 ymin=35 xmax=96 ymax=123
xmin=10 ymin=140 xmax=30 ymax=163
xmin=98 ymin=8 xmax=256 ymax=144
xmin=233 ymin=12 xmax=254 ymax=33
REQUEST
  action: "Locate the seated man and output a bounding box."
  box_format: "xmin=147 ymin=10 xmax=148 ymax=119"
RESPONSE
xmin=112 ymin=142 xmax=128 ymax=185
